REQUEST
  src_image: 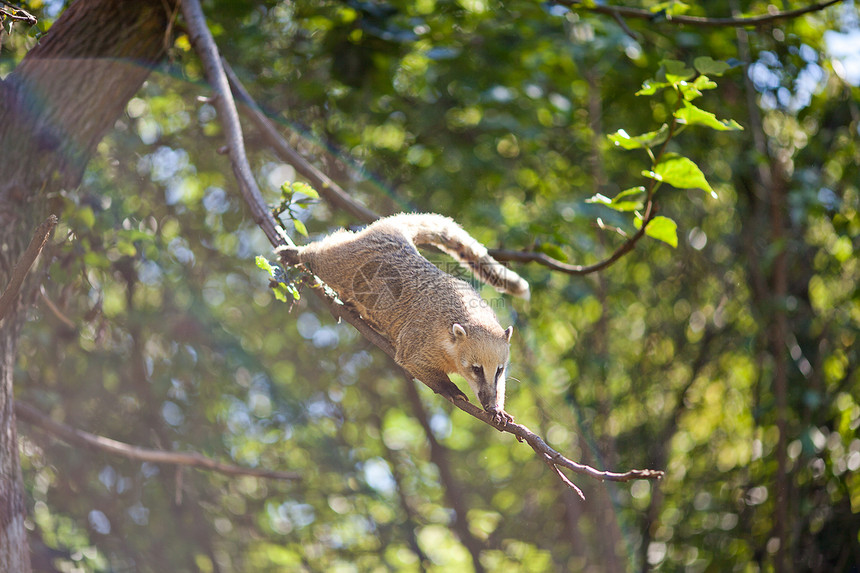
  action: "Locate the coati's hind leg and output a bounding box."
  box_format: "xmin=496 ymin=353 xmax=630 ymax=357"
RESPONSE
xmin=406 ymin=365 xmax=469 ymax=404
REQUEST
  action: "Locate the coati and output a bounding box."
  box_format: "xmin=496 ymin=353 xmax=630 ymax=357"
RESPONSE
xmin=277 ymin=213 xmax=529 ymax=425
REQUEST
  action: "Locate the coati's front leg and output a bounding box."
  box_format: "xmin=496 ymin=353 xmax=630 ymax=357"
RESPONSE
xmin=394 ymin=331 xmax=469 ymax=403
xmin=405 ymin=364 xmax=469 ymax=404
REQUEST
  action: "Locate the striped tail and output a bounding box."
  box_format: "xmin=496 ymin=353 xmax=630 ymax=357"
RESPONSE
xmin=395 ymin=213 xmax=530 ymax=300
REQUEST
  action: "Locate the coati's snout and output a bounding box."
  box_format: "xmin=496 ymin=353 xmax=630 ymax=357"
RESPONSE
xmin=452 ymin=323 xmax=514 ymax=424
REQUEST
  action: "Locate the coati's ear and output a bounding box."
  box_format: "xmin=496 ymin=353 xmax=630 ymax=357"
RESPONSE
xmin=452 ymin=323 xmax=467 ymax=340
xmin=504 ymin=326 xmax=513 ymax=342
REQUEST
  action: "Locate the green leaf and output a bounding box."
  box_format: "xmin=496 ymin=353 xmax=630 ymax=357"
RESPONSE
xmin=693 ymin=57 xmax=732 ymax=77
xmin=642 ymin=216 xmax=678 ymax=247
xmin=675 ymin=101 xmax=743 ymax=131
xmin=281 ymin=180 xmax=320 ymax=200
xmin=636 ymin=80 xmax=670 ymax=96
xmin=614 ymin=186 xmax=647 ymax=200
xmin=658 ymin=59 xmax=695 ymax=83
xmin=273 ymin=284 xmax=289 ymax=303
xmin=643 ymin=153 xmax=716 ymax=197
xmin=677 ymin=75 xmax=720 ymax=101
xmin=293 ymin=218 xmax=309 ymax=237
xmin=290 ymin=181 xmax=320 ymax=199
xmin=607 ymin=129 xmax=643 ymax=150
xmin=256 ymin=255 xmax=276 ymax=275
xmin=692 ymin=75 xmax=718 ymax=92
xmin=607 ymin=125 xmax=669 ymax=150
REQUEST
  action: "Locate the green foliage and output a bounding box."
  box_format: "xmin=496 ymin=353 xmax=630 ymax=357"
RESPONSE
xmin=12 ymin=0 xmax=860 ymax=572
xmin=274 ymin=180 xmax=320 ymax=237
xmin=595 ymin=62 xmax=741 ymax=248
xmin=256 ymin=255 xmax=300 ymax=303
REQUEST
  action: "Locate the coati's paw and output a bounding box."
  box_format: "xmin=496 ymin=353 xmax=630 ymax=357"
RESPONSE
xmin=487 ymin=408 xmax=514 ymax=427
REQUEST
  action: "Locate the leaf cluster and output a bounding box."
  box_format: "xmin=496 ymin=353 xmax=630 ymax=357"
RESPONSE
xmin=590 ymin=57 xmax=743 ymax=248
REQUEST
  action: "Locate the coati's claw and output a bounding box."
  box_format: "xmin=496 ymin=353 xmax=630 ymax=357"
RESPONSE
xmin=488 ymin=409 xmax=514 ymax=427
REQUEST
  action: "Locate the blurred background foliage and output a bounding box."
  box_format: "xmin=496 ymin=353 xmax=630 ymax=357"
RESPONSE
xmin=4 ymin=0 xmax=859 ymax=571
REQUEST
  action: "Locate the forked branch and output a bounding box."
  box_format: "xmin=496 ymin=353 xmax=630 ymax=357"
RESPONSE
xmin=184 ymin=0 xmax=664 ymax=496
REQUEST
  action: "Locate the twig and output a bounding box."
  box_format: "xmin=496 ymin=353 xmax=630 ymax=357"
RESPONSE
xmin=554 ymin=0 xmax=844 ymax=28
xmin=445 ymin=390 xmax=664 ymax=484
xmin=0 ymin=1 xmax=37 ymax=26
xmin=0 ymin=214 xmax=57 ymax=322
xmin=187 ymin=0 xmax=663 ymax=496
xmin=38 ymin=285 xmax=76 ymax=330
xmin=180 ymin=0 xmax=283 ymax=248
xmin=489 ymin=229 xmax=645 ymax=276
xmin=222 ymin=59 xmax=380 ymax=225
xmin=15 ymin=401 xmax=301 ymax=481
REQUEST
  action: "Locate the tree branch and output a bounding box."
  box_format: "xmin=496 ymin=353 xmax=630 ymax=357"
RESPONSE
xmin=187 ymin=0 xmax=663 ymax=497
xmin=489 ymin=227 xmax=644 ymax=276
xmin=180 ymin=0 xmax=283 ymax=248
xmin=555 ymin=0 xmax=844 ymax=28
xmin=15 ymin=401 xmax=301 ymax=481
xmin=222 ymin=59 xmax=380 ymax=225
xmin=0 ymin=1 xmax=37 ymax=26
xmin=0 ymin=215 xmax=57 ymax=322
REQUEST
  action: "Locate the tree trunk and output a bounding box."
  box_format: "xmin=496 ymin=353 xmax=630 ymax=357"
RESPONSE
xmin=0 ymin=1 xmax=173 ymax=570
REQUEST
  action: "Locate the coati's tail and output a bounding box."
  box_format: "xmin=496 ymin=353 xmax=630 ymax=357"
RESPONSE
xmin=392 ymin=213 xmax=530 ymax=300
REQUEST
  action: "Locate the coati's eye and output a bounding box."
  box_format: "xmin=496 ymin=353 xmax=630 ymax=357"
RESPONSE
xmin=471 ymin=365 xmax=482 ymax=377
xmin=496 ymin=366 xmax=504 ymax=378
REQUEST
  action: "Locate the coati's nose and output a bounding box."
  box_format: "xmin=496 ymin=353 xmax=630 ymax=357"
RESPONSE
xmin=478 ymin=389 xmax=495 ymax=411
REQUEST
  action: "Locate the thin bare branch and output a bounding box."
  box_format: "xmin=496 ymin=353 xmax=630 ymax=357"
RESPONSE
xmin=489 ymin=225 xmax=645 ymax=276
xmin=15 ymin=401 xmax=301 ymax=481
xmin=223 ymin=59 xmax=380 ymax=225
xmin=0 ymin=214 xmax=57 ymax=322
xmin=555 ymin=0 xmax=844 ymax=28
xmin=180 ymin=0 xmax=283 ymax=248
xmin=38 ymin=285 xmax=76 ymax=331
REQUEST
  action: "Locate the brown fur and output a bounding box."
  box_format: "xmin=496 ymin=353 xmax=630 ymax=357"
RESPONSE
xmin=277 ymin=213 xmax=528 ymax=424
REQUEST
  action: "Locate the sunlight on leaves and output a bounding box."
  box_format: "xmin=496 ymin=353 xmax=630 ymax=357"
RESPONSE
xmin=644 ymin=153 xmax=716 ymax=197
